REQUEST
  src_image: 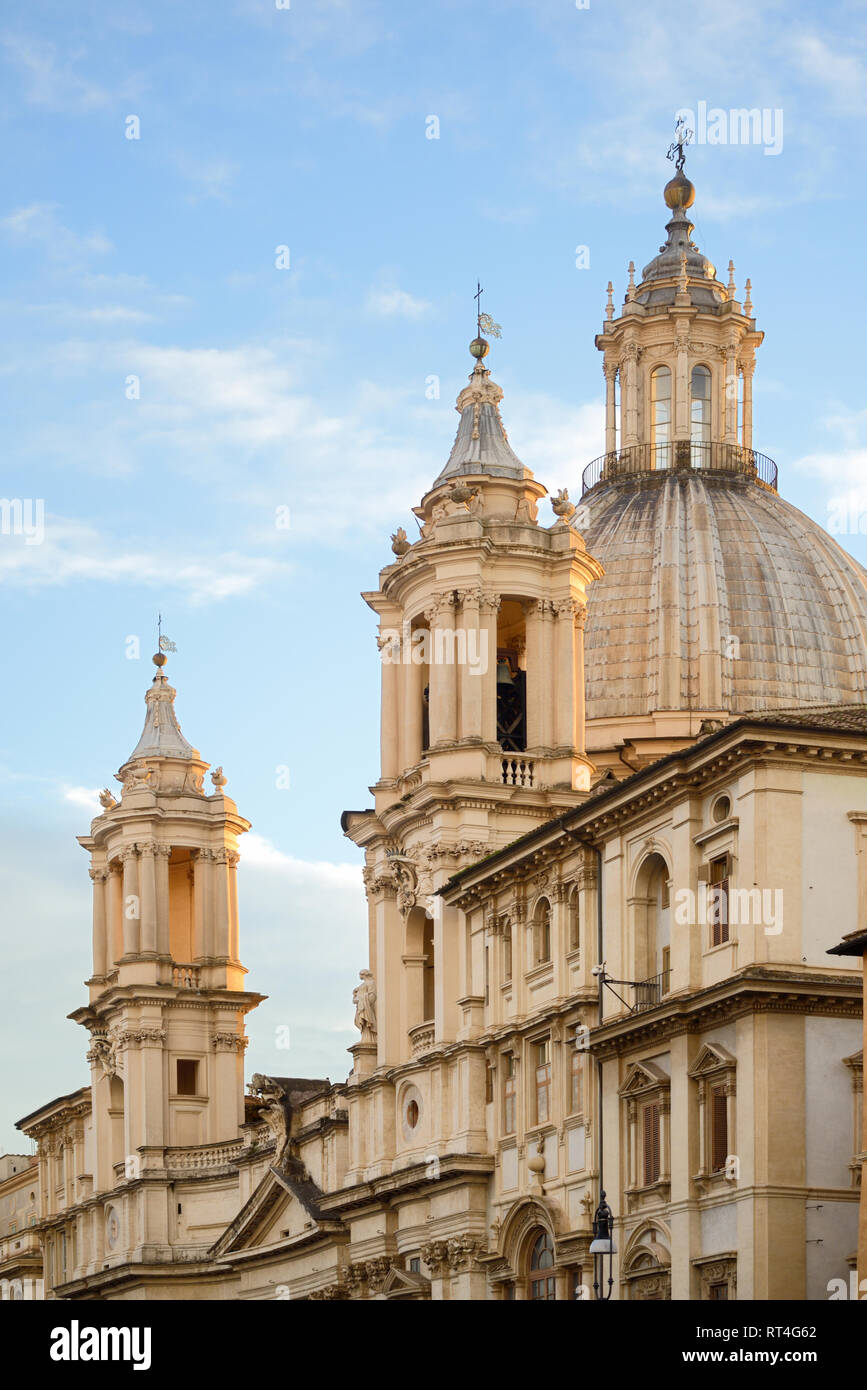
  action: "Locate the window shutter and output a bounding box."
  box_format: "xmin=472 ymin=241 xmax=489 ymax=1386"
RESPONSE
xmin=643 ymin=1102 xmax=660 ymax=1184
xmin=711 ymin=1085 xmax=728 ymax=1171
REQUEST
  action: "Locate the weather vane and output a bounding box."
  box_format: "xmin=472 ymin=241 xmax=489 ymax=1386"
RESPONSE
xmin=157 ymin=613 xmax=177 ymax=655
xmin=667 ymin=117 xmax=693 ymax=174
xmin=474 ymin=281 xmax=502 ymax=340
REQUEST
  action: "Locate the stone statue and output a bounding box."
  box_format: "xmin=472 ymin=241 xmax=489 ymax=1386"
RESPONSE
xmin=90 ymin=1036 xmax=117 ymax=1078
xmin=98 ymin=788 xmax=117 ymax=810
xmin=250 ymin=1074 xmax=291 ymax=1169
xmin=353 ymin=970 xmax=377 ymax=1042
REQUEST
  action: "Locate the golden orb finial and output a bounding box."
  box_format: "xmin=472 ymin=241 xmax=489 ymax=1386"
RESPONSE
xmin=152 ymin=651 xmax=167 ymax=669
xmin=664 ymin=170 xmax=695 ymax=210
xmin=469 ymin=335 xmax=490 ymax=361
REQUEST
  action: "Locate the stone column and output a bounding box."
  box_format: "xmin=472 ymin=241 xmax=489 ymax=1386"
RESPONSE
xmin=106 ymin=862 xmax=123 ymax=969
xmin=228 ymin=850 xmax=240 ymax=962
xmin=553 ymin=599 xmax=586 ymax=751
xmin=674 ymin=331 xmax=689 ymax=439
xmin=742 ymin=358 xmax=754 ymax=449
xmin=154 ymin=846 xmax=171 ymax=957
xmin=525 ymin=600 xmax=548 ymax=750
xmin=604 ymin=363 xmax=617 ymax=453
xmin=121 ymin=847 xmax=140 ymax=957
xmin=192 ymin=849 xmax=207 ymax=960
xmin=89 ymin=867 xmax=108 ymax=978
xmin=427 ymin=593 xmax=457 ymax=747
xmin=724 ymin=346 xmax=738 ymax=442
xmin=213 ymin=849 xmax=232 ymax=960
xmin=457 ymin=588 xmax=482 ymax=742
xmin=377 ymin=629 xmax=400 ymax=780
xmin=401 ymin=634 xmax=425 ymax=771
xmin=480 ymin=592 xmax=500 ymax=744
xmin=622 ymin=342 xmax=639 ymax=446
xmin=139 ymin=842 xmax=157 ymax=955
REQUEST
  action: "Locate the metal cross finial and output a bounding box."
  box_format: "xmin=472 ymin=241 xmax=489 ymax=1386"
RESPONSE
xmin=474 ymin=280 xmax=484 ymax=335
xmin=667 ymin=117 xmax=693 ymax=174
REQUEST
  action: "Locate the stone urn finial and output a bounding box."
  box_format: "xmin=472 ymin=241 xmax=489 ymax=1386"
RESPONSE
xmin=391 ymin=526 xmax=411 ymax=557
xmin=211 ymin=766 xmax=227 ymax=789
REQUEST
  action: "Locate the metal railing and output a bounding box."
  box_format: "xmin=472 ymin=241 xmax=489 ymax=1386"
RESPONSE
xmin=581 ymin=441 xmax=778 ymax=497
xmin=631 ymin=968 xmax=671 ymax=1013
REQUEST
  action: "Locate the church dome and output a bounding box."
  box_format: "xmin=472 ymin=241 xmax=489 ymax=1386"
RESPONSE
xmin=581 ymin=468 xmax=867 ymax=723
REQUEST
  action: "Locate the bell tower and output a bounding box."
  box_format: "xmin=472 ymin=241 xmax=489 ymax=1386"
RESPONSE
xmin=72 ymin=652 xmax=263 ymax=1195
xmin=343 ymin=326 xmax=603 ymax=1091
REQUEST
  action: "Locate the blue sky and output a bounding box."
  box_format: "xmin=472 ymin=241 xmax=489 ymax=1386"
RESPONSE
xmin=1 ymin=0 xmax=866 ymax=1149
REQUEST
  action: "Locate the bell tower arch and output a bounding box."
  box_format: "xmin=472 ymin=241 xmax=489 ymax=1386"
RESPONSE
xmin=343 ymin=331 xmax=604 ymax=1084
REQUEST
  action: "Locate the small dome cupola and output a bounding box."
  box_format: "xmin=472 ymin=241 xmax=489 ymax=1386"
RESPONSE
xmin=434 ymin=295 xmax=525 ymax=485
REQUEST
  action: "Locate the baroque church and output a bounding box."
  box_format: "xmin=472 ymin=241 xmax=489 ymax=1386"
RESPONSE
xmin=2 ymin=153 xmax=866 ymax=1302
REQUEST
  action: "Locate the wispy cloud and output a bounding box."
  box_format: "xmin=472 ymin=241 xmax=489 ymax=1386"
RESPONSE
xmin=62 ymin=785 xmax=101 ymax=811
xmin=0 ymin=514 xmax=293 ymax=604
xmin=0 ymin=204 xmax=113 ymax=263
xmin=0 ymin=33 xmax=112 ymax=112
xmin=365 ymin=283 xmax=430 ymax=320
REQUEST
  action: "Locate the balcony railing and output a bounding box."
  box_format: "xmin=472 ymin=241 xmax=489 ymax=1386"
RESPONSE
xmin=408 ymin=1020 xmax=436 ymax=1057
xmin=631 ymin=969 xmax=671 ymax=1013
xmin=581 ymin=441 xmax=778 ymax=497
xmin=172 ymin=963 xmax=201 ymax=989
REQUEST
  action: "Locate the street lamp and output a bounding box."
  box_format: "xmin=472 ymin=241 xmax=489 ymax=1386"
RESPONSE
xmin=589 ymin=1190 xmax=617 ymax=1300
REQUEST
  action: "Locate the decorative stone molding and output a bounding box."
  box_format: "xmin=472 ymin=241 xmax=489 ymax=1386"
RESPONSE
xmin=212 ymin=1032 xmax=248 ymax=1053
xmin=446 ymin=1235 xmax=487 ymax=1271
xmin=419 ymin=1240 xmax=450 ymax=1277
xmin=114 ymin=1027 xmax=167 ymax=1049
xmin=308 ymin=1282 xmax=349 ymax=1301
xmin=363 ymin=1256 xmax=392 ymax=1293
xmin=695 ymin=1253 xmax=737 ymax=1300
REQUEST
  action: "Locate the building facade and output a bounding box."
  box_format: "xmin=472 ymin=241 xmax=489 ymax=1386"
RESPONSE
xmin=13 ymin=155 xmax=866 ymax=1300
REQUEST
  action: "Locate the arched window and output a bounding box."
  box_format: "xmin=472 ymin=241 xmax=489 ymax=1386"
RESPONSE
xmin=568 ymin=886 xmax=580 ymax=953
xmin=533 ymin=899 xmax=551 ymax=965
xmin=650 ymin=366 xmax=671 ymax=467
xmin=690 ymin=364 xmax=711 ymax=465
xmin=529 ymin=1230 xmax=556 ymax=1300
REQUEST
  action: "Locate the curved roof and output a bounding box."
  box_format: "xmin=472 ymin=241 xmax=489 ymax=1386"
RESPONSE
xmin=581 ymin=472 xmax=867 ymax=721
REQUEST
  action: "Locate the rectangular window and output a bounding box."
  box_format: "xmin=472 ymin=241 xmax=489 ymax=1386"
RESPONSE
xmin=535 ymin=1040 xmax=552 ymax=1125
xmin=408 ymin=1256 xmax=420 ymax=1274
xmin=711 ymin=1084 xmax=728 ymax=1172
xmin=661 ymin=945 xmax=671 ymax=988
xmin=176 ymin=1059 xmax=198 ymax=1096
xmin=484 ymin=946 xmax=490 ymax=1006
xmin=708 ymin=1282 xmax=728 ymax=1300
xmin=570 ymin=1051 xmax=583 ymax=1114
xmin=503 ymin=925 xmax=512 ymax=982
xmin=642 ymin=1101 xmax=661 ymax=1185
xmin=503 ymin=1056 xmax=517 ymax=1135
xmin=708 ymin=856 xmax=730 ymax=946
xmin=485 ymin=1063 xmax=494 ymax=1105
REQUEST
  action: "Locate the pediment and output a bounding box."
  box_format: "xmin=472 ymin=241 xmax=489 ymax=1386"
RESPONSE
xmin=619 ymin=1060 xmax=669 ymax=1096
xmin=379 ymin=1266 xmax=431 ymax=1300
xmin=210 ymin=1163 xmax=344 ymax=1258
xmin=688 ymin=1043 xmax=736 ymax=1079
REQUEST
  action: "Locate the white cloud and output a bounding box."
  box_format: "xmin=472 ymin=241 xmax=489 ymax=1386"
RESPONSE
xmin=0 ymin=514 xmax=293 ymax=604
xmin=242 ymin=832 xmax=362 ymax=889
xmin=0 ymin=33 xmax=112 ymax=112
xmin=787 ymin=32 xmax=866 ymax=114
xmin=0 ymin=203 xmax=113 ymax=262
xmin=174 ymin=155 xmax=240 ymax=203
xmin=365 ymin=284 xmax=431 ymax=320
xmin=62 ymin=785 xmax=101 ymax=811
